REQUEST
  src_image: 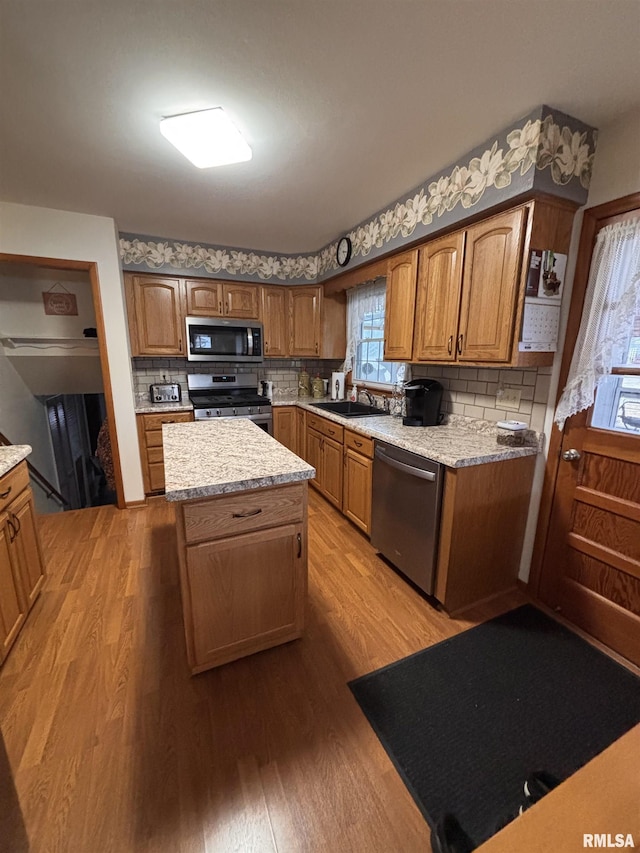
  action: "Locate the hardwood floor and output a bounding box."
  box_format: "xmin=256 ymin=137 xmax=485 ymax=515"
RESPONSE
xmin=0 ymin=490 xmax=526 ymax=852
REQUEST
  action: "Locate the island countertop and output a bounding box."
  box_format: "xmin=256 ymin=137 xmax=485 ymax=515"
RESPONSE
xmin=163 ymin=419 xmax=315 ymax=502
xmin=0 ymin=445 xmax=32 ymax=478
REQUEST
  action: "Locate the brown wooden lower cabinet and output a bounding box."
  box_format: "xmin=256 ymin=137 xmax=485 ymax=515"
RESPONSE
xmin=304 ymin=412 xmax=344 ymax=510
xmin=137 ymin=411 xmax=194 ymax=494
xmin=342 ymin=430 xmax=374 ymax=535
xmin=272 ymin=407 xmax=297 ymax=454
xmin=174 ymin=482 xmax=308 ymax=674
xmin=0 ymin=461 xmax=46 ymax=665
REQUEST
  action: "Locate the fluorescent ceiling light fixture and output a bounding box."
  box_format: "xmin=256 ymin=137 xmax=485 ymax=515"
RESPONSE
xmin=160 ymin=108 xmax=252 ymax=168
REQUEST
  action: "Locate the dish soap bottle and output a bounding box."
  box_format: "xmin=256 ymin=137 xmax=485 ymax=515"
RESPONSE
xmin=350 ymin=383 xmax=359 ymax=403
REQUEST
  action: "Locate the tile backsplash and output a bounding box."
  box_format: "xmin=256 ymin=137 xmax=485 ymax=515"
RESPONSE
xmin=410 ymin=365 xmax=552 ymax=433
xmin=132 ymin=358 xmax=552 ymax=433
xmin=132 ymin=358 xmax=344 ymax=403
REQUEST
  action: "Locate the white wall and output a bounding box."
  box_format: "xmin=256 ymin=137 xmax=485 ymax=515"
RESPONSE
xmin=0 ymin=350 xmax=61 ymax=513
xmin=519 ymin=105 xmax=640 ymax=581
xmin=0 ymin=203 xmax=144 ymax=504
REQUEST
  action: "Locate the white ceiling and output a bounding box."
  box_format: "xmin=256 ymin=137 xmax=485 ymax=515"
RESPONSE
xmin=1 ymin=0 xmax=639 ymax=254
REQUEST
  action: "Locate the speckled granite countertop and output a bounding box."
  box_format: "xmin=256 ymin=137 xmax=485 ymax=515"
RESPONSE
xmin=0 ymin=445 xmax=32 ymax=478
xmin=163 ymin=419 xmax=315 ymax=502
xmin=135 ymin=401 xmax=194 ymax=414
xmin=273 ymin=398 xmax=540 ymax=468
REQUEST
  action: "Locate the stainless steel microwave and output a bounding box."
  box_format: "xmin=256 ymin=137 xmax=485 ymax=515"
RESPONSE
xmin=185 ymin=316 xmax=264 ymax=363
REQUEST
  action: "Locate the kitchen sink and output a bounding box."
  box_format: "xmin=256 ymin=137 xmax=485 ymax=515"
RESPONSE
xmin=310 ymin=400 xmax=389 ymax=418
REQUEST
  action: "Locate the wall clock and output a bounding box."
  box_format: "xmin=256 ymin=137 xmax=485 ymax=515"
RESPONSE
xmin=336 ymin=236 xmax=352 ymax=267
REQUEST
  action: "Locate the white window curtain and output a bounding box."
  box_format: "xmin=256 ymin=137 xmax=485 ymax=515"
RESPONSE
xmin=342 ymin=277 xmax=387 ymax=374
xmin=555 ymin=218 xmax=640 ymax=429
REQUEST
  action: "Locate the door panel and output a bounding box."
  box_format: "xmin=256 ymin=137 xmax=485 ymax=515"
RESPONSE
xmin=538 ymin=197 xmax=640 ymax=666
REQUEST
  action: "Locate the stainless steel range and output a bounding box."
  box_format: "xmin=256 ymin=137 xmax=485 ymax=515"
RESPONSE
xmin=187 ymin=372 xmax=273 ymax=434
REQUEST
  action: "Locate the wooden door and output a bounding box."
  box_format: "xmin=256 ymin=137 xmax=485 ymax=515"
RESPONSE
xmin=457 ymin=208 xmax=525 ymax=362
xmin=184 ymin=279 xmax=223 ymax=316
xmin=289 ymin=287 xmax=321 ymax=357
xmin=126 ymin=275 xmax=185 ymax=355
xmin=537 ymin=195 xmax=640 ymax=666
xmin=413 ymin=231 xmax=465 ymax=362
xmin=384 ymin=249 xmax=418 ymax=361
xmin=343 ymin=449 xmax=372 ymax=534
xmin=9 ymin=489 xmax=45 ymax=609
xmin=261 ymin=286 xmax=289 ymax=356
xmin=273 ymin=407 xmax=297 ymax=454
xmin=222 ymin=283 xmax=259 ymax=319
xmin=0 ymin=515 xmax=27 ymax=662
xmin=322 ymin=436 xmax=343 ymax=510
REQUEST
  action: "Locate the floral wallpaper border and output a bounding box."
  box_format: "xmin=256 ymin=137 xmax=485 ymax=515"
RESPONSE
xmin=120 ymin=106 xmax=597 ymax=285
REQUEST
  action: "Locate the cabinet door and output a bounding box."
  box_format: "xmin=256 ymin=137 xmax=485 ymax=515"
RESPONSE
xmin=9 ymin=489 xmax=45 ymax=610
xmin=413 ymin=231 xmax=465 ymax=362
xmin=289 ymin=287 xmax=321 ymax=357
xmin=126 ymin=276 xmax=185 ymax=356
xmin=184 ymin=279 xmax=223 ymax=316
xmin=0 ymin=515 xmax=27 ymax=663
xmin=343 ymin=449 xmax=372 ymax=534
xmin=261 ymin=286 xmax=289 ymax=356
xmin=273 ymin=407 xmax=297 ymax=454
xmin=322 ymin=436 xmax=343 ymax=510
xmin=384 ymin=249 xmax=419 ymax=361
xmin=306 ymin=428 xmax=324 ymax=489
xmin=222 ymin=284 xmax=259 ymax=319
xmin=186 ymin=523 xmax=305 ymax=670
xmin=457 ymin=208 xmax=526 ymax=362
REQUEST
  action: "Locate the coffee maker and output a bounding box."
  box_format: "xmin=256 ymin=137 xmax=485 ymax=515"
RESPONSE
xmin=402 ymin=378 xmax=444 ymax=426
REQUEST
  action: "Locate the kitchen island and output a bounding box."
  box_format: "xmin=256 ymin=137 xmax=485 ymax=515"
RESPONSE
xmin=163 ymin=419 xmax=315 ymax=674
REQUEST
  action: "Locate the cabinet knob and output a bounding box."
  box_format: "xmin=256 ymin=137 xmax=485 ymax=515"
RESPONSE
xmin=0 ymin=486 xmax=11 ymax=499
xmin=354 ymin=440 xmax=363 ymax=447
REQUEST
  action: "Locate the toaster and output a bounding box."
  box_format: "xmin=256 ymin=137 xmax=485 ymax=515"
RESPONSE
xmin=149 ymin=383 xmax=182 ymax=404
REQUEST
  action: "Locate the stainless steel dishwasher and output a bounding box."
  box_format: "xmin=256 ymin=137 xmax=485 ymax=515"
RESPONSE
xmin=370 ymin=441 xmax=444 ymax=595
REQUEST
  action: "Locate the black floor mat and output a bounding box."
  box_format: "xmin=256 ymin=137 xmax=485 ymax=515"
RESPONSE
xmin=348 ymin=604 xmax=640 ymax=848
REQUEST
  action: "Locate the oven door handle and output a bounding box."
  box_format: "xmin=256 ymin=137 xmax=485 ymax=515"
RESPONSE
xmin=375 ymin=447 xmax=436 ymax=481
xmin=247 ymin=328 xmax=253 ymax=356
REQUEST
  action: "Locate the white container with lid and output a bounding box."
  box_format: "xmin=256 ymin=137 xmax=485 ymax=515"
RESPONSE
xmin=496 ymin=420 xmax=528 ymax=446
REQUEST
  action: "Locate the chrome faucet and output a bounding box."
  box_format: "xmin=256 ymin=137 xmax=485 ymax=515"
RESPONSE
xmin=362 ymin=390 xmax=377 ymax=408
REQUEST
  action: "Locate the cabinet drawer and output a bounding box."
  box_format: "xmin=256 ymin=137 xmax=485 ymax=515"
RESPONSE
xmin=306 ymin=413 xmax=344 ymax=443
xmin=147 ymin=446 xmax=164 ymax=464
xmin=0 ymin=462 xmax=29 ymax=515
xmin=344 ymin=430 xmax=374 ymax=458
xmin=141 ymin=411 xmax=193 ymax=432
xmin=183 ymin=484 xmax=305 ymax=544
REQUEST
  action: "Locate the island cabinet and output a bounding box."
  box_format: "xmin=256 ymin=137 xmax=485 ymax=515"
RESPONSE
xmin=0 ymin=461 xmax=46 ymax=665
xmin=342 ymin=430 xmax=374 ymax=535
xmin=175 ymin=482 xmax=308 ymax=673
xmin=305 ymin=412 xmax=344 ymax=509
xmin=137 ymin=411 xmax=194 ymax=494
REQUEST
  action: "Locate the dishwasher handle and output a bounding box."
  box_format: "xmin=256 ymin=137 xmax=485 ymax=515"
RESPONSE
xmin=375 ymin=447 xmax=436 ymax=481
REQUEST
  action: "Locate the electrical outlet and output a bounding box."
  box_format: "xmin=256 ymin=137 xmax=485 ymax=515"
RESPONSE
xmin=500 ymin=387 xmax=522 ymax=409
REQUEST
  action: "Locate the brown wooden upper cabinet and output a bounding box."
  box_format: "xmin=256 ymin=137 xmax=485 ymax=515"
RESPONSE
xmin=457 ymin=208 xmax=526 ymax=362
xmin=260 ymin=286 xmax=289 ymax=357
xmin=289 ymin=286 xmax=322 ymax=357
xmin=385 ymin=206 xmax=528 ymax=365
xmin=383 ymin=250 xmax=419 ymax=361
xmin=125 ymin=275 xmax=186 ymax=356
xmin=413 ymin=231 xmax=466 ymax=362
xmin=185 ymin=279 xmax=258 ymax=319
